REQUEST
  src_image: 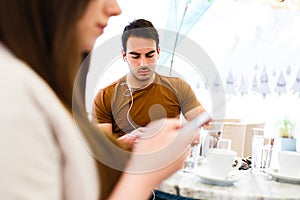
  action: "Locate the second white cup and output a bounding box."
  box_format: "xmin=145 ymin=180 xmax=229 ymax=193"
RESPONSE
xmin=278 ymin=151 xmax=300 ymax=177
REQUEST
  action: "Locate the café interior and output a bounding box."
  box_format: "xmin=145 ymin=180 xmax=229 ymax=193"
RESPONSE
xmin=86 ymin=0 xmax=300 ymax=199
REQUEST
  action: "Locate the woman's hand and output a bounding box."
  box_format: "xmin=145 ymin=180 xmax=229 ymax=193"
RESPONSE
xmin=109 ymin=118 xmax=195 ymax=200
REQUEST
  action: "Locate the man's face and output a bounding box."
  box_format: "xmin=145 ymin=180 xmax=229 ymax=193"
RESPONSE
xmin=123 ymin=36 xmax=160 ymax=83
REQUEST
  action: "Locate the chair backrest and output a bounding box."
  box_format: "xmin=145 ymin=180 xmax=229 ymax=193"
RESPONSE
xmin=213 ymin=119 xmax=265 ymax=158
xmin=221 ymin=122 xmax=247 ymax=157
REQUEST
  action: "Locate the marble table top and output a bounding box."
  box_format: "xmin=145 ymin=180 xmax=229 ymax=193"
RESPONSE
xmin=157 ymin=169 xmax=300 ymax=200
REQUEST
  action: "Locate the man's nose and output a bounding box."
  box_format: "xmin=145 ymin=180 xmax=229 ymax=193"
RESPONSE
xmin=139 ymin=56 xmax=148 ymax=67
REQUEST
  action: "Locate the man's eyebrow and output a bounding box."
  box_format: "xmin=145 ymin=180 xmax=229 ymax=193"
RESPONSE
xmin=145 ymin=50 xmax=156 ymax=56
xmin=128 ymin=52 xmax=140 ymax=56
xmin=128 ymin=50 xmax=156 ymax=56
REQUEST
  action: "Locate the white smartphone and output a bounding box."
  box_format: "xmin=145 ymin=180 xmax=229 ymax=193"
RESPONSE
xmin=176 ymin=111 xmax=211 ymax=145
xmin=179 ymin=111 xmax=211 ymax=134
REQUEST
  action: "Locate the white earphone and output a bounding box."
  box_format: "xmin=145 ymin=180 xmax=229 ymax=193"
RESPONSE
xmin=121 ymin=82 xmax=136 ymax=130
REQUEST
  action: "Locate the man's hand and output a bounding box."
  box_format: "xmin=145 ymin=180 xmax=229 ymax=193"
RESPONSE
xmin=117 ymin=128 xmax=146 ymax=151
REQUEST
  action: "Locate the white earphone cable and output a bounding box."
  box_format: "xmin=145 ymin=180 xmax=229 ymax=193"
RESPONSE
xmin=121 ymin=82 xmax=137 ymax=130
xmin=121 ymin=82 xmax=155 ymax=199
xmin=126 ymin=89 xmax=137 ymax=130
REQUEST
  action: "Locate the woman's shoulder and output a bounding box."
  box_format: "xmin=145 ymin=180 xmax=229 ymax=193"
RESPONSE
xmin=0 ymin=43 xmax=70 ymax=130
xmin=0 ymin=44 xmax=100 ymax=200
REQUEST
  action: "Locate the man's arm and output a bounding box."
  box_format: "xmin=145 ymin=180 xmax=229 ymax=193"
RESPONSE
xmin=96 ymin=123 xmax=122 ymax=143
xmin=97 ymin=123 xmax=114 ymax=137
xmin=97 ymin=123 xmax=139 ymax=150
xmin=184 ymin=106 xmax=206 ymax=121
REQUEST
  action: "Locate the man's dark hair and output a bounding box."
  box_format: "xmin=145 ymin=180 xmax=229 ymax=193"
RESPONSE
xmin=121 ymin=19 xmax=159 ymax=52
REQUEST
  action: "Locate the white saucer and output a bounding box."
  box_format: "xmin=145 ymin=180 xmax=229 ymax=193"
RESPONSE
xmin=195 ymin=170 xmax=240 ymax=186
xmin=265 ymin=168 xmax=300 ymax=184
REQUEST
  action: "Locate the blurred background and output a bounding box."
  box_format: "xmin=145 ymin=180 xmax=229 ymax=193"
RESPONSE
xmin=86 ymin=0 xmax=300 ymax=142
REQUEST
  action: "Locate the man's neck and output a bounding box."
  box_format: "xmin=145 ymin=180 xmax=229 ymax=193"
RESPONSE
xmin=126 ymin=73 xmax=156 ymax=90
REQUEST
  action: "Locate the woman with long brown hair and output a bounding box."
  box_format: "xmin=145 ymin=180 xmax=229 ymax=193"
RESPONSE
xmin=0 ymin=0 xmax=195 ymax=199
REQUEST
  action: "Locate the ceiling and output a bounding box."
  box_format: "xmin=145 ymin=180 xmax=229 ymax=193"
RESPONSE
xmin=236 ymin=0 xmax=300 ymax=10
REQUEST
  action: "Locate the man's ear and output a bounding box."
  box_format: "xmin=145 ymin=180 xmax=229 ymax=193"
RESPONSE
xmin=122 ymin=49 xmax=127 ymax=61
xmin=157 ymin=47 xmax=160 ymax=58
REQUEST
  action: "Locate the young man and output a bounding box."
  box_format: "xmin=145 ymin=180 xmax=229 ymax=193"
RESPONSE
xmin=92 ymin=19 xmax=206 ymax=148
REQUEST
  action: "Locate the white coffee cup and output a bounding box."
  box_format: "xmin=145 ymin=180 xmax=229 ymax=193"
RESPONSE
xmin=204 ymin=148 xmax=237 ymax=179
xmin=278 ymin=151 xmax=300 ymax=177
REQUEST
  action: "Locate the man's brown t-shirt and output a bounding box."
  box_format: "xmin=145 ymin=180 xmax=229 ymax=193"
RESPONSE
xmin=92 ymin=73 xmax=201 ymax=137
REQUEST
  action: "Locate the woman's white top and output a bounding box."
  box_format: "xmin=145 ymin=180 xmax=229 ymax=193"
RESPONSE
xmin=0 ymin=43 xmax=99 ymax=200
